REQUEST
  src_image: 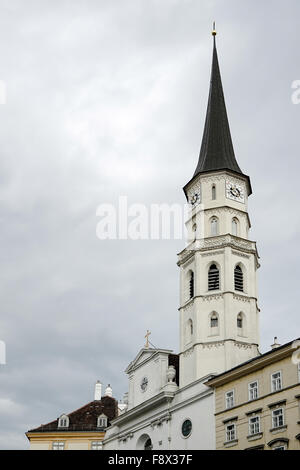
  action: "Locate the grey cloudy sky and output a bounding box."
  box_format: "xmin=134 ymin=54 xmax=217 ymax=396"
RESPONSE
xmin=0 ymin=0 xmax=299 ymax=449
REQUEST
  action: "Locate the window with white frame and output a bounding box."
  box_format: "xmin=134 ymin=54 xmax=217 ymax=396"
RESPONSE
xmin=249 ymin=415 xmax=260 ymax=435
xmin=225 ymin=423 xmax=236 ymax=442
xmin=271 ymin=371 xmax=282 ymax=392
xmin=248 ymin=381 xmax=258 ymax=401
xmin=58 ymin=414 xmax=69 ymax=428
xmin=225 ymin=390 xmax=234 ymax=409
xmin=273 ymin=445 xmax=287 ymax=450
xmin=97 ymin=414 xmax=108 ymax=428
xmin=52 ymin=441 xmax=65 ymax=450
xmin=91 ymin=441 xmax=103 ymax=450
xmin=272 ymin=408 xmax=284 ymax=429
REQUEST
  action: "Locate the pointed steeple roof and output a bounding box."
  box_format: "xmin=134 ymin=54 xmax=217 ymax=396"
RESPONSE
xmin=184 ymin=27 xmax=251 ymax=196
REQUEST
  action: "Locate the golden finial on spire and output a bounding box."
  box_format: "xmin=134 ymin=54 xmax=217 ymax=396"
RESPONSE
xmin=212 ymin=21 xmax=217 ymax=36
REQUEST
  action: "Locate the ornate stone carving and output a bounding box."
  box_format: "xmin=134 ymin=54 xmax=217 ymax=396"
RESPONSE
xmin=201 ymin=250 xmax=224 ymax=257
xmin=233 ymin=294 xmax=251 ymax=303
xmin=205 ymin=207 xmax=247 ymax=219
xmin=202 ymin=294 xmax=223 ymax=302
xmin=232 ymin=250 xmax=250 ymax=259
xmin=182 ymin=346 xmax=194 ymax=357
xmin=201 ymin=341 xmax=225 ymax=349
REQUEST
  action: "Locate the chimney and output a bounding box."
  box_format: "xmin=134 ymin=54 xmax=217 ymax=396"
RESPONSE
xmin=105 ymin=384 xmax=113 ymax=397
xmin=94 ymin=381 xmax=102 ymax=400
xmin=271 ymin=337 xmax=281 ymax=350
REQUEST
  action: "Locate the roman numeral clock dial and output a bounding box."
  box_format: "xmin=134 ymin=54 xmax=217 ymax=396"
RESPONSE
xmin=226 ymin=181 xmax=245 ymax=203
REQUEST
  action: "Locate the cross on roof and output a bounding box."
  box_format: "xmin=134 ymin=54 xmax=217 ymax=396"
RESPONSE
xmin=144 ymin=330 xmax=151 ymax=349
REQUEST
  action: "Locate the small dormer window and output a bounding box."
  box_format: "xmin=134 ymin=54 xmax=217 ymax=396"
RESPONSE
xmin=58 ymin=414 xmax=69 ymax=428
xmin=97 ymin=414 xmax=108 ymax=428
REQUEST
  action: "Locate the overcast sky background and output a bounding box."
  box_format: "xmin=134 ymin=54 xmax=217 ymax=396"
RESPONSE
xmin=0 ymin=0 xmax=299 ymax=449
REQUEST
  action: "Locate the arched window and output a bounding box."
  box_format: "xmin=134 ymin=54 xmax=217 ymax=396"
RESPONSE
xmin=232 ymin=218 xmax=238 ymax=236
xmin=189 ymin=271 xmax=194 ymax=299
xmin=58 ymin=414 xmax=69 ymax=428
xmin=237 ymin=313 xmax=243 ymax=329
xmin=234 ymin=265 xmax=244 ymax=291
xmin=97 ymin=414 xmax=108 ymax=428
xmin=208 ymin=264 xmax=220 ymax=291
xmin=211 ymin=217 xmax=218 ymax=236
xmin=212 ymin=185 xmax=216 ymax=200
xmin=210 ymin=313 xmax=218 ymax=328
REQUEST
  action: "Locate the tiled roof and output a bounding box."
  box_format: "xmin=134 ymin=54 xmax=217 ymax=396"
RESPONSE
xmin=27 ymin=396 xmax=118 ymax=433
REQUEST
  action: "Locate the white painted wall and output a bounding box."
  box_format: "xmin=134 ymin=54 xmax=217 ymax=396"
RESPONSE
xmin=179 ymin=170 xmax=260 ymax=386
xmin=103 ymin=377 xmax=215 ymax=450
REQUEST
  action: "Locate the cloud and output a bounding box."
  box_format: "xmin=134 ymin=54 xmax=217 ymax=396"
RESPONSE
xmin=0 ymin=0 xmax=299 ymax=448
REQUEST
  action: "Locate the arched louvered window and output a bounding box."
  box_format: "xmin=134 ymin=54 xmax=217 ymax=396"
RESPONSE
xmin=211 ymin=217 xmax=218 ymax=236
xmin=234 ymin=265 xmax=244 ymax=292
xmin=237 ymin=313 xmax=243 ymax=329
xmin=212 ymin=185 xmax=216 ymax=200
xmin=189 ymin=271 xmax=194 ymax=299
xmin=208 ymin=264 xmax=219 ymax=291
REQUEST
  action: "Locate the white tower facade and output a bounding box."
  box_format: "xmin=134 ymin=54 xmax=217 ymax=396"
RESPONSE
xmin=178 ymin=32 xmax=260 ymax=387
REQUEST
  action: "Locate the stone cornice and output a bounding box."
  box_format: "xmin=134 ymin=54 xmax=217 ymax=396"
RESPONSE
xmin=108 ymin=390 xmax=176 ymax=427
xmin=177 ymin=234 xmax=259 ymax=267
xmin=206 ymin=343 xmax=298 ymax=388
xmin=180 ymin=339 xmax=259 ymax=357
xmin=179 ymin=292 xmax=258 ymax=310
xmin=26 ymin=431 xmax=105 ymax=440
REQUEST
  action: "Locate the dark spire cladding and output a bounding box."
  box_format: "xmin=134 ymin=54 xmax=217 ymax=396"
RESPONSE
xmin=193 ymin=32 xmax=243 ymax=177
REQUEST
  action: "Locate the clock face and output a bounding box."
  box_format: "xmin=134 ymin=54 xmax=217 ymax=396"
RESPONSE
xmin=181 ymin=419 xmax=192 ymax=437
xmin=189 ymin=192 xmax=200 ymax=206
xmin=226 ymin=181 xmax=245 ymax=203
xmin=140 ymin=377 xmax=148 ymax=392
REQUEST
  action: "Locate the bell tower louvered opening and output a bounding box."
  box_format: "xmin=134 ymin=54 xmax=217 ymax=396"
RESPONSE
xmin=234 ymin=265 xmax=243 ymax=292
xmin=208 ymin=264 xmax=219 ymax=291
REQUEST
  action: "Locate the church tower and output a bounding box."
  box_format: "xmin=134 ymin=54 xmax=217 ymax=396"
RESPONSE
xmin=178 ymin=28 xmax=260 ymax=387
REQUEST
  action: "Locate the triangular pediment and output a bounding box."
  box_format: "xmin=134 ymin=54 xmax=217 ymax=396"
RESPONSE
xmin=125 ymin=348 xmax=172 ymax=374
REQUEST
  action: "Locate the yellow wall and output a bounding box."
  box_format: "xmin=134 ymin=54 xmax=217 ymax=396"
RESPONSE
xmin=213 ymin=354 xmax=300 ymax=450
xmin=27 ymin=431 xmax=105 ymax=450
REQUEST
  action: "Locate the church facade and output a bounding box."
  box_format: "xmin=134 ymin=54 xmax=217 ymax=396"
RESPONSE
xmin=103 ymin=29 xmax=261 ymax=451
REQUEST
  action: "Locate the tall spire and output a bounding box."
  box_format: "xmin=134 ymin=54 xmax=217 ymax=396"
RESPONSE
xmin=193 ymin=25 xmax=243 ymax=178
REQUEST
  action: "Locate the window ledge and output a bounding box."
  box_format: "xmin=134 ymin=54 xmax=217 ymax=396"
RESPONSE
xmin=247 ymin=432 xmax=263 ymax=441
xmin=224 ymin=439 xmax=238 ymax=448
xmin=270 ymin=425 xmax=287 ymax=434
